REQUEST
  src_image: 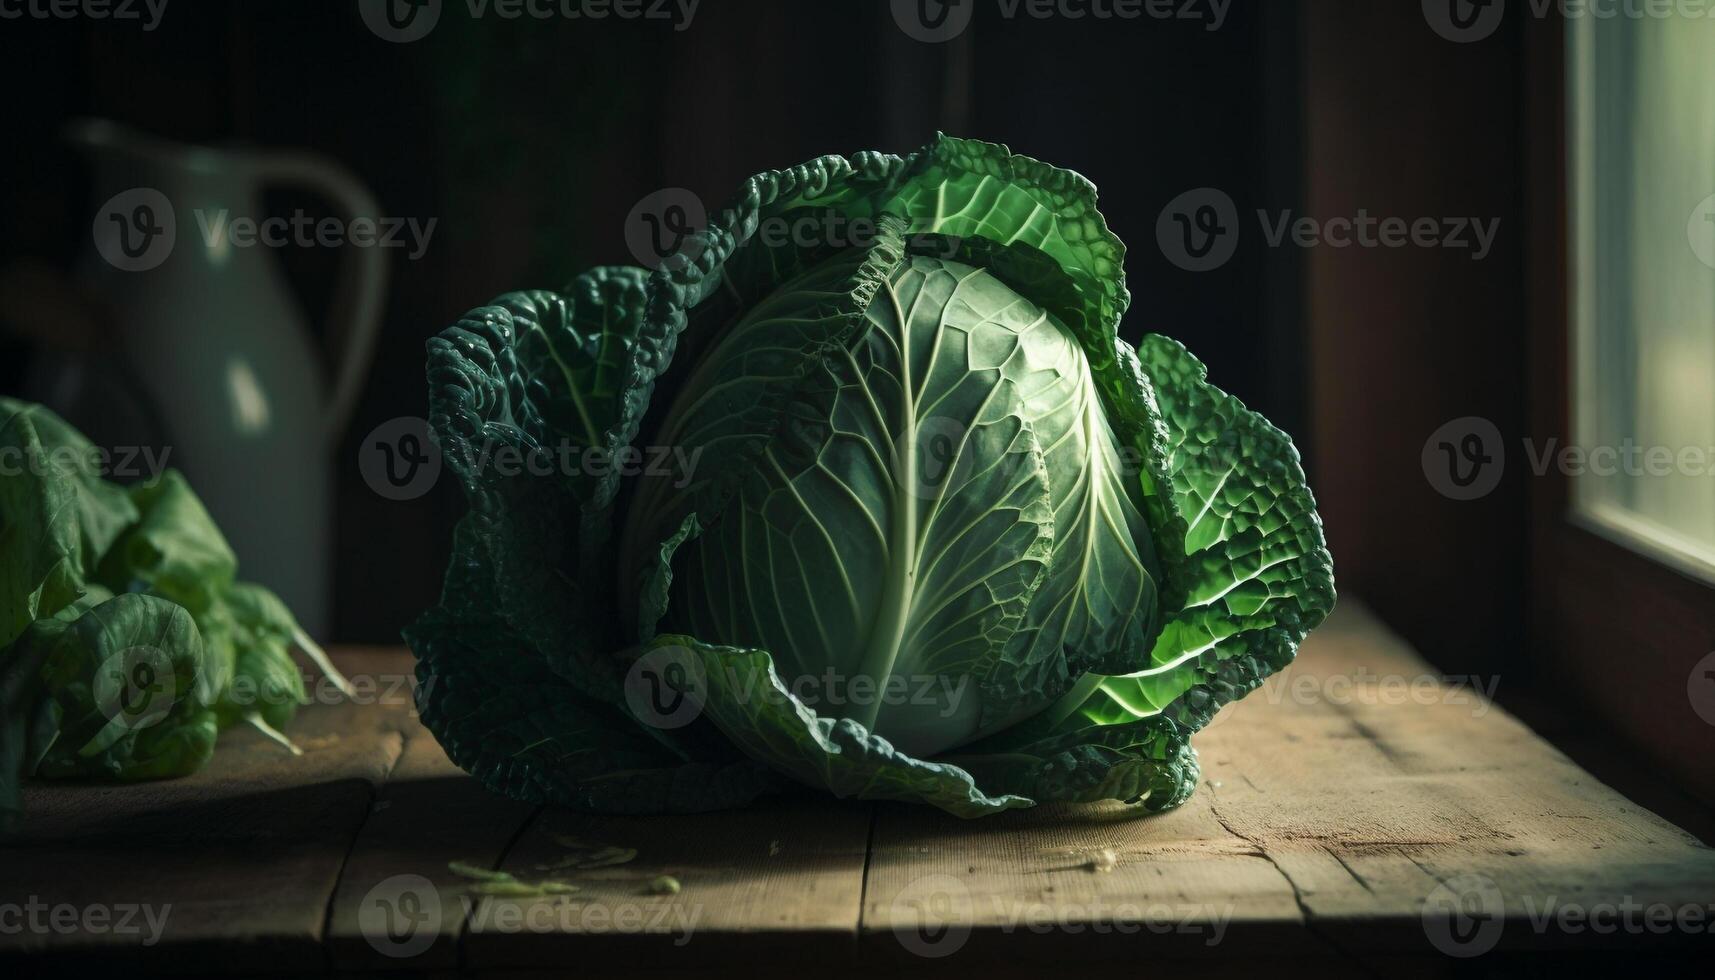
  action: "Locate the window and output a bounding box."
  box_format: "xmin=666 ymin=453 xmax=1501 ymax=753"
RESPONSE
xmin=1569 ymin=14 xmax=1715 ymax=584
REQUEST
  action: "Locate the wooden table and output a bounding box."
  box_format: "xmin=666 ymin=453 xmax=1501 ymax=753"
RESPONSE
xmin=3 ymin=600 xmax=1712 ymax=975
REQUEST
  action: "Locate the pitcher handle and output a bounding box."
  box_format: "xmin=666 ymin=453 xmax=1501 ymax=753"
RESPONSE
xmin=246 ymin=153 xmax=390 ymax=442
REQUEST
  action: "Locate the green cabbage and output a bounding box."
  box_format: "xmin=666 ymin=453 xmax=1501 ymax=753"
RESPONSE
xmin=408 ymin=135 xmax=1335 ymax=817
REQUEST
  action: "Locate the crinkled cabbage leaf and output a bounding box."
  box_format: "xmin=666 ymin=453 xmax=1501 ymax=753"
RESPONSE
xmin=408 ymin=135 xmax=1334 ymax=818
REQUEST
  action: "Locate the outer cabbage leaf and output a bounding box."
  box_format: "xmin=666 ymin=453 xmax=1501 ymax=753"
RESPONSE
xmin=1040 ymin=336 xmax=1336 ymax=735
xmin=406 ymin=517 xmax=780 ymax=812
xmin=640 ymin=633 xmax=1032 ymax=817
xmin=947 ymin=714 xmax=1200 ymax=812
xmin=425 ymin=269 xmax=655 ymax=697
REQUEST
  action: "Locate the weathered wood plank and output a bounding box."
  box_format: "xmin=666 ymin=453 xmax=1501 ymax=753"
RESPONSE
xmin=459 ymin=794 xmax=873 ymax=973
xmin=0 ymin=649 xmax=412 ymax=972
xmin=7 ymin=603 xmax=1713 ymax=973
xmin=322 ymin=695 xmax=538 ymax=972
xmin=861 ymin=599 xmax=1715 ymax=963
xmin=861 ymin=794 xmax=1323 ymax=967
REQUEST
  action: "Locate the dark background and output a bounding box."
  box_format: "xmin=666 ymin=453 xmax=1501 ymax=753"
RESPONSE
xmin=0 ymin=0 xmax=1317 ymax=645
xmin=0 ymin=2 xmax=1702 ymax=817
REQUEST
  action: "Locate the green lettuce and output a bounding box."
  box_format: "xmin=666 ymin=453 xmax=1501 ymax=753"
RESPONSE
xmin=0 ymin=399 xmax=343 ymax=830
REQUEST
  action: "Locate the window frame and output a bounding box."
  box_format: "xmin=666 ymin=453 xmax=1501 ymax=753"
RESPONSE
xmin=1528 ymin=13 xmax=1715 ymax=805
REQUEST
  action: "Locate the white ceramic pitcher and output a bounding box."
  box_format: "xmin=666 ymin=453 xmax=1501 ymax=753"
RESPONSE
xmin=60 ymin=119 xmax=387 ymax=637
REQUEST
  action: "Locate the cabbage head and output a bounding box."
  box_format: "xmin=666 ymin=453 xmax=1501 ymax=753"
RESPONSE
xmin=407 ymin=135 xmax=1334 ymax=817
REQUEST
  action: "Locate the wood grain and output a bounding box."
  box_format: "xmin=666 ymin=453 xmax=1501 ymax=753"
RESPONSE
xmin=322 ymin=702 xmax=539 ymax=972
xmin=0 ymin=649 xmax=414 ymax=972
xmin=460 ymin=795 xmax=872 ymax=973
xmin=3 ymin=603 xmax=1712 ymax=974
xmin=863 ymin=602 xmax=1715 ymax=965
